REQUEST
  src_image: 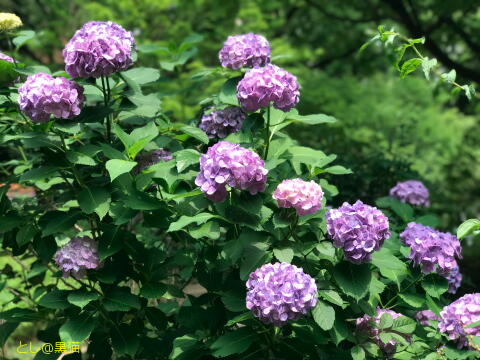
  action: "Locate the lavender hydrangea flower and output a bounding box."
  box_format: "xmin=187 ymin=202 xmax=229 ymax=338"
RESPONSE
xmin=273 ymin=179 xmax=323 ymax=216
xmin=236 ymin=64 xmax=300 ymax=113
xmin=439 ymin=293 xmax=480 ymax=349
xmin=219 ymin=33 xmax=270 ymax=69
xmin=389 ymin=180 xmax=430 ymax=207
xmin=199 ymin=106 xmax=245 ymax=139
xmin=326 ymin=200 xmax=390 ymax=264
xmin=399 ymin=222 xmax=462 ymax=277
xmin=356 ymin=308 xmax=410 ymax=357
xmin=195 ymin=141 xmax=267 ymax=202
xmin=54 ymin=236 xmax=100 ymax=279
xmin=246 ymin=262 xmax=317 ymax=326
xmin=18 ymin=73 xmax=85 ymax=123
xmin=445 ymin=266 xmax=462 ymax=294
xmin=0 ymin=52 xmax=14 ymax=63
xmin=134 ymin=148 xmax=173 ymax=174
xmin=63 ymin=21 xmax=135 ymax=78
xmin=415 ymin=310 xmax=440 ymax=326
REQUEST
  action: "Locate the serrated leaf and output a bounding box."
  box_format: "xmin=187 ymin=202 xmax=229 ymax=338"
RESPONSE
xmin=175 ymin=149 xmax=200 ymax=173
xmin=273 ymin=248 xmax=294 ymax=263
xmin=210 ymin=327 xmax=255 ymax=358
xmin=38 ymin=290 xmax=70 ymax=309
xmin=312 ymin=300 xmax=335 ymax=331
xmin=66 ymin=151 xmax=96 ymax=166
xmin=178 ymin=124 xmax=209 ymax=144
xmin=59 ymin=312 xmax=96 ymax=342
xmin=391 ymin=316 xmax=416 ymax=334
xmin=351 ymin=345 xmax=365 ymax=360
xmin=332 ymin=262 xmax=371 ymax=301
xmin=422 ymin=57 xmax=437 ymax=80
xmin=67 ymin=290 xmax=100 ymax=309
xmin=105 ymin=159 xmax=137 ymax=182
xmin=398 ymin=293 xmax=425 ymax=308
xmin=219 ymin=77 xmax=241 ymax=106
xmin=77 ymin=187 xmax=111 ymax=220
xmin=441 ymin=69 xmax=456 ymax=84
xmin=422 ymin=275 xmax=448 ymax=299
xmin=140 ymin=282 xmax=167 ymax=298
xmin=400 ymin=58 xmax=422 ymax=78
xmin=103 ymin=288 xmax=141 ymax=311
xmin=168 ymin=213 xmax=217 ymax=232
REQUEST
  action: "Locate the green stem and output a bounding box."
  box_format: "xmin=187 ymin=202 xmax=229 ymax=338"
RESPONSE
xmin=264 ymin=104 xmax=271 ymax=160
xmin=101 ymin=75 xmax=112 ymax=142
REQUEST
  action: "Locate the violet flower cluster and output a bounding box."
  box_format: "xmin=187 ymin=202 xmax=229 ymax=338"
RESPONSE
xmin=246 ymin=262 xmax=317 ymax=327
xmin=18 ymin=73 xmax=85 ymax=123
xmin=134 ymin=148 xmax=173 ymax=174
xmin=273 ymin=178 xmax=323 ymax=216
xmin=236 ymin=64 xmax=300 ymax=113
xmin=63 ymin=21 xmax=135 ymax=78
xmin=400 ymin=222 xmax=462 ymax=293
xmin=326 ymin=200 xmax=390 ymax=264
xmin=389 ymin=180 xmax=430 ymax=207
xmin=219 ymin=33 xmax=270 ymax=69
xmin=199 ymin=106 xmax=246 ymax=139
xmin=54 ymin=236 xmax=100 ymax=279
xmin=356 ymin=308 xmax=410 ymax=357
xmin=0 ymin=52 xmax=14 ymax=63
xmin=415 ymin=310 xmax=440 ymax=326
xmin=439 ymin=293 xmax=480 ymax=349
xmin=195 ymin=141 xmax=267 ymax=202
xmin=445 ymin=266 xmax=463 ymax=294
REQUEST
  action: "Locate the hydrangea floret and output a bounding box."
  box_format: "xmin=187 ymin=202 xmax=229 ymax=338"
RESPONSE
xmin=199 ymin=106 xmax=245 ymax=139
xmin=415 ymin=310 xmax=440 ymax=326
xmin=54 ymin=236 xmax=101 ymax=279
xmin=219 ymin=33 xmax=270 ymax=69
xmin=389 ymin=180 xmax=430 ymax=207
xmin=273 ymin=178 xmax=323 ymax=216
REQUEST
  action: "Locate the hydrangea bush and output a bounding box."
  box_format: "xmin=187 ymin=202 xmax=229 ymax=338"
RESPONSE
xmin=0 ymin=17 xmax=479 ymax=360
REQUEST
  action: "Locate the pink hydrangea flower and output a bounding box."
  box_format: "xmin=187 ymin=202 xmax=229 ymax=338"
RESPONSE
xmin=273 ymin=178 xmax=323 ymax=216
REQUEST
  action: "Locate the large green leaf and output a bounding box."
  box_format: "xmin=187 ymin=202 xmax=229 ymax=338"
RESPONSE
xmin=457 ymin=218 xmax=480 ymax=239
xmin=312 ymin=300 xmax=335 ymax=331
xmin=170 ymin=335 xmax=203 ymax=360
xmin=371 ymin=248 xmax=408 ymax=285
xmin=168 ymin=213 xmax=217 ymax=232
xmin=219 ymin=77 xmax=241 ymax=106
xmin=210 ymin=327 xmax=255 ymax=358
xmin=39 ymin=210 xmax=81 ymax=237
xmin=332 ymin=262 xmax=371 ymax=301
xmin=77 ymin=187 xmax=111 ymax=220
xmin=67 ymin=290 xmax=100 ymax=309
xmin=421 ymin=275 xmax=448 ymax=299
xmin=59 ymin=312 xmax=97 ymax=342
xmin=103 ymin=288 xmax=141 ymax=311
xmin=122 ymin=67 xmax=160 ymax=85
xmin=38 ymin=290 xmax=70 ymax=309
xmin=105 ymin=159 xmax=137 ymax=182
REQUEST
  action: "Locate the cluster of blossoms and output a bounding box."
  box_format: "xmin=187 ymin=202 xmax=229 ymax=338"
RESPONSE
xmin=0 ymin=13 xmax=22 ymax=31
xmin=63 ymin=21 xmax=135 ymax=78
xmin=134 ymin=149 xmax=173 ymax=174
xmin=389 ymin=180 xmax=430 ymax=207
xmin=439 ymin=293 xmax=480 ymax=349
xmin=236 ymin=64 xmax=300 ymax=112
xmin=54 ymin=236 xmax=101 ymax=279
xmin=18 ymin=73 xmax=85 ymax=123
xmin=415 ymin=310 xmax=440 ymax=326
xmin=326 ymin=200 xmax=390 ymax=264
xmin=445 ymin=266 xmax=463 ymax=294
xmin=199 ymin=106 xmax=246 ymax=139
xmin=273 ymin=178 xmax=323 ymax=216
xmin=0 ymin=52 xmax=14 ymax=63
xmin=246 ymin=262 xmax=317 ymax=326
xmin=356 ymin=308 xmax=410 ymax=357
xmin=195 ymin=141 xmax=267 ymax=202
xmin=400 ymin=222 xmax=462 ymax=292
xmin=219 ymin=33 xmax=270 ymax=69
xmin=1 ymin=183 xmax=36 ymax=200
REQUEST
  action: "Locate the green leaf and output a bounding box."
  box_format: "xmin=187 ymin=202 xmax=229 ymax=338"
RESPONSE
xmin=16 ymin=223 xmax=38 ymax=247
xmin=19 ymin=166 xmax=60 ymax=183
xmin=379 ymin=312 xmax=394 ymax=329
xmin=0 ymin=322 xmax=18 ymax=347
xmin=0 ymin=215 xmax=23 ymax=233
xmin=13 ymin=30 xmax=35 ymax=48
xmin=400 ymin=58 xmax=422 ymax=78
xmin=422 ymin=57 xmax=437 ymax=80
xmin=391 ymin=316 xmax=416 ymax=334
xmin=441 ymin=69 xmax=456 ymax=84
xmin=140 ymin=282 xmax=167 ymax=298
xmin=168 ymin=213 xmax=217 ymax=232
xmin=77 ymin=187 xmax=111 ymax=220
xmin=38 ymin=290 xmax=70 ymax=309
xmin=189 ymin=221 xmax=220 ymax=240
xmin=66 ymin=151 xmax=96 ymax=166
xmin=457 ymin=218 xmax=480 ymax=239
xmin=371 ymin=248 xmax=408 ymax=285
xmin=59 ymin=312 xmax=96 ymax=342
xmin=105 ymin=159 xmax=137 ymax=182
xmin=219 ymin=77 xmax=241 ymax=106
xmin=210 ymin=327 xmax=255 ymax=358
xmin=465 ymin=320 xmax=480 ymax=329
xmin=312 ymin=300 xmax=335 ymax=331
xmin=221 ymin=290 xmax=247 ymax=312
xmin=103 ymin=288 xmax=141 ymax=311
xmin=111 ymin=324 xmax=139 ymax=357
xmin=175 ymin=149 xmax=200 ymax=173
xmin=332 ymin=262 xmax=371 ymax=301
xmin=288 ymin=112 xmax=337 ymax=125
xmin=240 ymin=242 xmax=271 ymax=281
xmin=122 ymin=67 xmax=160 ymax=85
xmin=351 ymin=345 xmax=365 ymax=360
xmin=40 ymin=210 xmax=81 ymax=237
xmin=67 ymin=290 xmax=100 ymax=309
xmin=0 ymin=60 xmax=18 ymax=86
xmin=398 ymin=293 xmax=425 ymax=308
xmin=170 ymin=335 xmax=202 ymax=360
xmin=422 ymin=275 xmax=449 ymax=299
xmin=226 ymin=312 xmax=253 ymax=326
xmin=323 ymin=165 xmax=352 ymax=175
xmin=177 ymin=124 xmax=209 ymax=144
xmin=273 ymin=248 xmax=294 ymax=263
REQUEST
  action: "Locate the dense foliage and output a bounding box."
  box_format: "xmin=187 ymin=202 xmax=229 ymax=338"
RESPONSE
xmin=1 ymin=12 xmax=479 ymax=360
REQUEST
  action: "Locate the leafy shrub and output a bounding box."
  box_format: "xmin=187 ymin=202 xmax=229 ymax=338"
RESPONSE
xmin=0 ymin=17 xmax=479 ymax=360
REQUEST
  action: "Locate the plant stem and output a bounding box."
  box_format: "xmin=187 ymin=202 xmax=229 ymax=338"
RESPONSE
xmin=264 ymin=104 xmax=271 ymax=160
xmin=101 ymin=75 xmax=112 ymax=142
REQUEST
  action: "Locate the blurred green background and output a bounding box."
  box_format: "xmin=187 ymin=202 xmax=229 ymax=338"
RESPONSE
xmin=2 ymin=0 xmax=480 ymax=312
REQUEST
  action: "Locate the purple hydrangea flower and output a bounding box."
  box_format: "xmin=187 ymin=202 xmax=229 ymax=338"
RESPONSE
xmin=389 ymin=180 xmax=430 ymax=207
xmin=399 ymin=222 xmax=462 ymax=277
xmin=18 ymin=73 xmax=85 ymax=123
xmin=246 ymin=262 xmax=317 ymax=326
xmin=326 ymin=200 xmax=390 ymax=264
xmin=0 ymin=52 xmax=14 ymax=63
xmin=236 ymin=64 xmax=300 ymax=113
xmin=54 ymin=236 xmax=100 ymax=279
xmin=63 ymin=21 xmax=135 ymax=78
xmin=445 ymin=266 xmax=462 ymax=294
xmin=415 ymin=310 xmax=440 ymax=326
xmin=439 ymin=293 xmax=480 ymax=349
xmin=273 ymin=178 xmax=323 ymax=216
xmin=219 ymin=33 xmax=270 ymax=69
xmin=199 ymin=106 xmax=245 ymax=139
xmin=195 ymin=141 xmax=267 ymax=202
xmin=356 ymin=308 xmax=410 ymax=357
xmin=134 ymin=148 xmax=173 ymax=174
